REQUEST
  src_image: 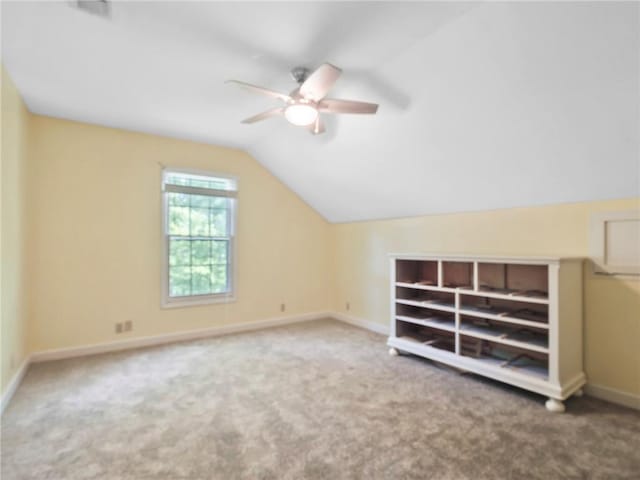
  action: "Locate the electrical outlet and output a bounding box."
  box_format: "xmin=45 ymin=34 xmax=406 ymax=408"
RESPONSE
xmin=346 ymin=302 xmax=350 ymax=311
xmin=115 ymin=322 xmax=123 ymax=334
xmin=124 ymin=320 xmax=132 ymax=332
xmin=280 ymin=303 xmax=286 ymax=312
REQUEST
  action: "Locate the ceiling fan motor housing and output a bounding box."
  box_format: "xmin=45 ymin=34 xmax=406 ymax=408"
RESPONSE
xmin=290 ymin=67 xmax=310 ymax=85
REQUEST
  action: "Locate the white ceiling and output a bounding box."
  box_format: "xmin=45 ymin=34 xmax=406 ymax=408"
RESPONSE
xmin=2 ymin=1 xmax=639 ymax=222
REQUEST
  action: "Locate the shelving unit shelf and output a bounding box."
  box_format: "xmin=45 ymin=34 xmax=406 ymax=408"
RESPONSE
xmin=389 ymin=254 xmax=585 ymax=412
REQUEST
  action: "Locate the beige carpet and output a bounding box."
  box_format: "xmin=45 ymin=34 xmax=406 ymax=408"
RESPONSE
xmin=2 ymin=319 xmax=639 ymax=479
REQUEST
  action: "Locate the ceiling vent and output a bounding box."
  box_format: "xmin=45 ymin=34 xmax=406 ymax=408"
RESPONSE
xmin=69 ymin=0 xmax=110 ymax=18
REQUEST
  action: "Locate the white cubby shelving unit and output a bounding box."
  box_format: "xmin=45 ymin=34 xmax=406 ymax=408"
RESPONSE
xmin=388 ymin=254 xmax=585 ymax=412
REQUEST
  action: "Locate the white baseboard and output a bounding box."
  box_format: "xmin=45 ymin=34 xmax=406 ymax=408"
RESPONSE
xmin=584 ymin=383 xmax=640 ymax=411
xmin=332 ymin=312 xmax=389 ymax=336
xmin=31 ymin=311 xmax=330 ymax=363
xmin=29 ymin=311 xmax=383 ymax=365
xmin=1 ymin=356 xmax=31 ymax=415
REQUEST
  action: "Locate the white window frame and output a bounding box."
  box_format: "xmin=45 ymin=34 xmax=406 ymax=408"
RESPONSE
xmin=161 ymin=167 xmax=238 ymax=308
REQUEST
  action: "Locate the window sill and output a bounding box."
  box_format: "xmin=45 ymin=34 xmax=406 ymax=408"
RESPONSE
xmin=161 ymin=295 xmax=236 ymax=309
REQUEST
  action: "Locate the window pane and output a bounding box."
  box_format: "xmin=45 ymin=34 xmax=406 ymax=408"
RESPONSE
xmin=165 ymin=175 xmax=189 ymax=186
xmin=170 ymin=267 xmax=191 ymax=297
xmin=190 ymin=208 xmax=210 ymax=236
xmin=192 ymin=266 xmax=212 ymax=295
xmin=168 ymin=192 xmax=189 ymax=207
xmin=169 ymin=239 xmax=190 ymax=266
xmin=211 ymin=265 xmax=228 ymax=293
xmin=191 ymin=240 xmax=211 ymax=265
xmin=168 ymin=206 xmax=190 ymax=236
xmin=189 ymin=193 xmax=211 ymax=209
xmin=212 ymin=240 xmax=228 ymax=264
xmin=169 ymin=240 xmax=229 ymax=296
xmin=210 ymin=208 xmax=228 ymax=236
xmin=210 ymin=197 xmax=229 ymax=209
xmin=189 ymin=178 xmax=216 ymax=189
xmin=165 ymin=173 xmax=235 ymax=191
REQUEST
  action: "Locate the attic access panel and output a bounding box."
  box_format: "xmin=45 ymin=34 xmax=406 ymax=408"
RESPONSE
xmin=590 ymin=210 xmax=640 ymax=276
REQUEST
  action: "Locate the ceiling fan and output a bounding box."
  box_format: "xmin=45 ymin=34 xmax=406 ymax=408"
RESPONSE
xmin=226 ymin=63 xmax=378 ymax=135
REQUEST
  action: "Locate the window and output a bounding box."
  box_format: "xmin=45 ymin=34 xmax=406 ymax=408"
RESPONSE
xmin=162 ymin=169 xmax=237 ymax=306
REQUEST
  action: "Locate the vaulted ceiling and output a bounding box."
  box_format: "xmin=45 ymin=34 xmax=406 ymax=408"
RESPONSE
xmin=2 ymin=1 xmax=638 ymax=222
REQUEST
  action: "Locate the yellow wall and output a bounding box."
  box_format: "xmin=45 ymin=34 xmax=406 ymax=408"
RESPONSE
xmin=27 ymin=116 xmax=330 ymax=352
xmin=330 ymin=198 xmax=640 ymax=397
xmin=1 ymin=68 xmax=30 ymax=394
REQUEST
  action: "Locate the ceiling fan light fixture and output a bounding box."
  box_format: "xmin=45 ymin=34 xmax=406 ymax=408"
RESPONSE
xmin=284 ymin=103 xmax=318 ymax=126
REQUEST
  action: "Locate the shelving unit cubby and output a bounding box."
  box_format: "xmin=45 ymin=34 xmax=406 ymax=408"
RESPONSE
xmin=388 ymin=254 xmax=585 ymax=412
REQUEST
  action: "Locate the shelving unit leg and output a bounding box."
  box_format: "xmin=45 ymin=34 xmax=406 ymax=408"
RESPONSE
xmin=389 ymin=347 xmax=399 ymax=356
xmin=545 ymin=398 xmax=565 ymax=413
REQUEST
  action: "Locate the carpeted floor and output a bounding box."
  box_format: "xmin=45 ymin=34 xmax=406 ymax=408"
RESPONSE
xmin=1 ymin=319 xmax=639 ymax=479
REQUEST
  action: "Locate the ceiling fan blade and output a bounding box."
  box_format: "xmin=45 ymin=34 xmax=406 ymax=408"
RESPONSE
xmin=299 ymin=63 xmax=342 ymax=101
xmin=241 ymin=108 xmax=284 ymax=124
xmin=226 ymin=80 xmax=291 ymax=102
xmin=319 ymin=98 xmax=379 ymax=114
xmin=308 ymin=116 xmax=326 ymax=135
